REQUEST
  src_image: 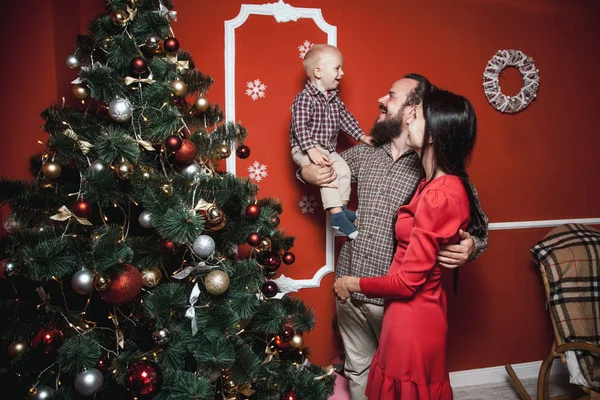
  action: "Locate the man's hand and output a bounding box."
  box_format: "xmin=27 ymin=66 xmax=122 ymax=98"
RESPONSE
xmin=307 ymin=147 xmax=332 ymax=167
xmin=300 ymin=163 xmax=337 ymax=188
xmin=333 ymin=276 xmax=360 ymax=303
xmin=359 ymin=135 xmax=375 ymax=146
xmin=437 ymin=229 xmax=474 ymax=269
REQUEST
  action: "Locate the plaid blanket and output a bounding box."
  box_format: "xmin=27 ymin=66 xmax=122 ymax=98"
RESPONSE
xmin=531 ymin=223 xmax=600 ymax=390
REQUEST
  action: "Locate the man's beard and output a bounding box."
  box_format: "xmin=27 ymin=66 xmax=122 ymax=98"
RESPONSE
xmin=370 ymin=112 xmax=403 ymax=144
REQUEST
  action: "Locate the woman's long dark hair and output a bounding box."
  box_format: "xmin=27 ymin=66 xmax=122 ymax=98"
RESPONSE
xmin=422 ymin=90 xmax=487 ymax=240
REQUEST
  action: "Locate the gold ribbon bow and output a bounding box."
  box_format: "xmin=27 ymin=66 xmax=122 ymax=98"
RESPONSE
xmin=136 ymin=139 xmax=156 ymax=151
xmin=124 ymin=76 xmax=155 ymax=86
xmin=263 ymin=337 xmax=280 ymax=364
xmin=194 ymin=199 xmax=214 ymax=213
xmin=314 ymin=364 xmax=336 ymax=380
xmin=64 ymin=128 xmax=93 ymax=155
xmin=109 ymin=311 xmax=125 ymax=349
xmin=165 ymin=54 xmax=190 ymax=74
xmin=50 ymin=206 xmax=92 ymax=226
xmin=237 ymin=383 xmax=255 ymax=397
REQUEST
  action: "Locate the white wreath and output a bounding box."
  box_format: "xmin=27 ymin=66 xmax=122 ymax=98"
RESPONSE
xmin=482 ymin=49 xmax=540 ymax=114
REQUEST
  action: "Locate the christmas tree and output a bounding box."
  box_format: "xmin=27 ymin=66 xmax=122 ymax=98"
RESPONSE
xmin=0 ymin=1 xmax=335 ymax=399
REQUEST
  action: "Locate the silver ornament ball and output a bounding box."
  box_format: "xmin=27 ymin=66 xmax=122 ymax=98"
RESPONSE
xmin=181 ymin=161 xmax=202 ymax=179
xmin=29 ymin=385 xmax=55 ymax=400
xmin=108 ymin=98 xmax=133 ymax=122
xmin=71 ymin=268 xmax=95 ymax=295
xmin=152 ymin=328 xmax=170 ymax=345
xmin=192 ymin=235 xmax=215 ymax=258
xmin=145 ymin=34 xmax=161 ymax=50
xmin=3 ymin=215 xmax=23 ymax=234
xmin=89 ymin=159 xmax=106 ymax=172
xmin=1 ymin=259 xmax=20 ymax=278
xmin=65 ymin=54 xmax=81 ymax=69
xmin=74 ymin=368 xmax=104 ymax=397
xmin=138 ymin=211 xmax=153 ymax=229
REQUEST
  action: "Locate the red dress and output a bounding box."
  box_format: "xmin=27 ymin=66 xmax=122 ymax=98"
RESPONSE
xmin=359 ymin=175 xmax=470 ymax=400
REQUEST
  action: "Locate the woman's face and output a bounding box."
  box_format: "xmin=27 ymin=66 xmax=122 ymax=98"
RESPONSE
xmin=406 ymin=103 xmax=426 ymax=151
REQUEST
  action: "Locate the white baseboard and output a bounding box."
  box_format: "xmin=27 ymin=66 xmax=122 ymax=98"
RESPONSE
xmin=449 ymin=359 xmax=566 ymax=388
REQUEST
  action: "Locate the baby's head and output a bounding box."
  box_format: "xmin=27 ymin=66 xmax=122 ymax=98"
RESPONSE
xmin=303 ymin=44 xmax=344 ymax=92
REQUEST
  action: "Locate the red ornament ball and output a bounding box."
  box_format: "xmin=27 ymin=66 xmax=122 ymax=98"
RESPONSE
xmin=273 ymin=335 xmax=291 ymax=351
xmin=160 ymin=239 xmax=175 ymax=253
xmin=31 ymin=326 xmax=64 ymax=354
xmin=73 ymin=199 xmax=92 ymax=218
xmin=235 ymin=145 xmax=250 ymax=159
xmin=247 ymin=232 xmax=261 ymax=247
xmin=270 ymin=215 xmax=281 ymax=227
xmin=127 ymin=359 xmax=163 ymax=398
xmin=283 ymin=390 xmax=298 ymax=400
xmin=96 ymin=355 xmax=109 ymax=373
xmin=282 ymin=252 xmax=296 ymax=265
xmin=260 ymin=252 xmax=281 ymax=272
xmin=164 ymin=135 xmax=182 ymax=152
xmin=130 ymin=56 xmax=148 ymax=75
xmin=282 ymin=326 xmax=295 ymax=342
xmin=245 ymin=204 xmax=261 ymax=220
xmin=100 ymin=264 xmax=143 ymax=305
xmin=163 ymin=37 xmax=180 ymax=53
xmin=172 ymin=139 xmax=197 ymax=164
xmin=261 ymin=281 xmax=279 ymax=298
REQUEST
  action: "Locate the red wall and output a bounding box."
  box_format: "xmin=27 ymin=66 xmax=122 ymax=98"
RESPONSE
xmin=1 ymin=0 xmax=599 ymax=371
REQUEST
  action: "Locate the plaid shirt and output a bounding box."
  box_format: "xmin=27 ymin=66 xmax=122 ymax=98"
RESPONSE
xmin=290 ymin=82 xmax=364 ymax=152
xmin=336 ymin=143 xmax=489 ymax=305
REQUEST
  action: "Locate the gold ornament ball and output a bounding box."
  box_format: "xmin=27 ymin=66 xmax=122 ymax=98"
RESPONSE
xmin=93 ymin=274 xmax=111 ymax=291
xmin=110 ymin=9 xmax=128 ymax=26
xmin=72 ymin=84 xmax=90 ymax=100
xmin=171 ymin=80 xmax=187 ymax=96
xmin=161 ymin=184 xmax=173 ymax=196
xmin=41 ymin=162 xmax=62 ymax=179
xmin=206 ymin=205 xmax=224 ymax=225
xmin=290 ymin=333 xmax=304 ymax=349
xmin=141 ymin=267 xmax=162 ymax=288
xmin=214 ymin=144 xmax=232 ymax=160
xmin=194 ymin=97 xmax=209 ymax=111
xmin=257 ymin=237 xmax=272 ymax=253
xmin=8 ymin=341 xmax=27 ymax=358
xmin=204 ymin=270 xmax=230 ymax=296
xmin=116 ymin=162 xmax=134 ymax=180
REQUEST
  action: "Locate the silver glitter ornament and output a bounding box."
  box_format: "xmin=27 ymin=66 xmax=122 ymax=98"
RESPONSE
xmin=138 ymin=211 xmax=153 ymax=229
xmin=65 ymin=54 xmax=81 ymax=69
xmin=29 ymin=385 xmax=55 ymax=400
xmin=152 ymin=328 xmax=170 ymax=345
xmin=74 ymin=368 xmax=104 ymax=396
xmin=108 ymin=98 xmax=133 ymax=122
xmin=71 ymin=268 xmax=94 ymax=295
xmin=181 ymin=161 xmax=202 ymax=179
xmin=89 ymin=159 xmax=106 ymax=172
xmin=192 ymin=235 xmax=215 ymax=258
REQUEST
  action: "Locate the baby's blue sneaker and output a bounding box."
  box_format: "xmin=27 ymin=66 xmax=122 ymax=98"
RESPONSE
xmin=331 ymin=212 xmax=358 ymax=239
xmin=342 ymin=205 xmax=356 ymax=222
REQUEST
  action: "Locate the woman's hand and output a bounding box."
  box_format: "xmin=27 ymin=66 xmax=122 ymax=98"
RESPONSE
xmin=333 ymin=276 xmax=361 ymax=303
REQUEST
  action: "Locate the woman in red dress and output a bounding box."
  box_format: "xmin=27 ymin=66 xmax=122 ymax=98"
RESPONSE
xmin=334 ymin=89 xmax=486 ymax=399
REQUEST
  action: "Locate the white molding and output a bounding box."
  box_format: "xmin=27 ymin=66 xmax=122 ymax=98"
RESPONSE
xmin=224 ymin=2 xmax=337 ymax=295
xmin=449 ymin=359 xmax=566 ymax=388
xmin=489 ymin=217 xmax=600 ymax=230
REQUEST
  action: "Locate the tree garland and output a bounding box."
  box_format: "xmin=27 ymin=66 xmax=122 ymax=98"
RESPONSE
xmin=483 ymin=49 xmax=540 ymax=114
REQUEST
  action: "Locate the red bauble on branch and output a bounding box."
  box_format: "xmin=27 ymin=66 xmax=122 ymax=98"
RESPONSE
xmin=283 ymin=390 xmax=298 ymax=400
xmin=100 ymin=264 xmax=143 ymax=305
xmin=130 ymin=56 xmax=148 ymax=75
xmin=261 ymin=281 xmax=278 ymax=298
xmin=260 ymin=252 xmax=281 ymax=272
xmin=127 ymin=359 xmax=163 ymax=398
xmin=31 ymin=326 xmax=64 ymax=354
xmin=73 ymin=199 xmax=92 ymax=218
xmin=281 ymin=326 xmax=295 ymax=342
xmin=236 ymin=145 xmax=250 ymax=159
xmin=245 ymin=204 xmax=261 ymax=220
xmin=282 ymin=252 xmax=295 ymax=265
xmin=160 ymin=238 xmax=175 ymax=253
xmin=246 ymin=232 xmax=261 ymax=247
xmin=164 ymin=135 xmax=182 ymax=152
xmin=172 ymin=139 xmax=197 ymax=164
xmin=163 ymin=37 xmax=180 ymax=53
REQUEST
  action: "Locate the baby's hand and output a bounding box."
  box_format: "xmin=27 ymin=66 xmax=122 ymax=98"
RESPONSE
xmin=307 ymin=147 xmax=330 ymax=167
xmin=360 ymin=135 xmax=375 ymax=146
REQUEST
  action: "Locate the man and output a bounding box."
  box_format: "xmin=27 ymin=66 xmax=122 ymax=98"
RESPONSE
xmin=300 ymin=74 xmax=488 ymax=399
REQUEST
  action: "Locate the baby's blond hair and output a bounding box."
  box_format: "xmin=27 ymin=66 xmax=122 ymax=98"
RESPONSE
xmin=303 ymin=44 xmax=343 ymax=76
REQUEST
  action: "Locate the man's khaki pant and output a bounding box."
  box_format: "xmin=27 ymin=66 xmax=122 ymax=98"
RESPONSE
xmin=291 ymin=145 xmax=351 ymax=210
xmin=336 ymin=298 xmax=384 ymax=400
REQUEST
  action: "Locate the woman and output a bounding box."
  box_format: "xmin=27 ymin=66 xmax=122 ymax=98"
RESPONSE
xmin=334 ymin=89 xmax=485 ymax=399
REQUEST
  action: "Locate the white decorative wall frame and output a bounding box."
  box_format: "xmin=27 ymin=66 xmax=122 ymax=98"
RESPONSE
xmin=224 ymin=1 xmax=337 ymax=298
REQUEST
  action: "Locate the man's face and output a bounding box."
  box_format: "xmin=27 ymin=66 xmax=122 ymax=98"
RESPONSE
xmin=316 ymin=50 xmax=344 ymax=91
xmin=370 ymin=79 xmax=418 ymax=143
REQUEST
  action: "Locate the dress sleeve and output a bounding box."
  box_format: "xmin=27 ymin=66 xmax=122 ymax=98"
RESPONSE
xmin=359 ymin=188 xmax=468 ymax=299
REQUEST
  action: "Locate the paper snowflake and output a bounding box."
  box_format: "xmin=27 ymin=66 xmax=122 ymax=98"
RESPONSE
xmin=298 ymin=195 xmax=319 ymax=214
xmin=248 ymin=161 xmax=268 ymax=182
xmin=245 ymin=79 xmax=267 ymax=101
xmin=298 ymin=40 xmax=314 ymax=59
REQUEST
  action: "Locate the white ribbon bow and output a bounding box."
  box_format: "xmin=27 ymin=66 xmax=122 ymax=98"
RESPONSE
xmin=185 ymin=283 xmax=201 ymax=336
xmin=64 ymin=129 xmax=93 ymax=155
xmin=50 ymin=206 xmax=93 ymax=226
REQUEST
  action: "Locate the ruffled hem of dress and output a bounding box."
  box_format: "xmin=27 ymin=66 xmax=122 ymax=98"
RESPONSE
xmin=365 ymin=362 xmax=453 ymax=400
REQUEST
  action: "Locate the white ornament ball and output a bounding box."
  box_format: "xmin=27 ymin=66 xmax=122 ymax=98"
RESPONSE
xmin=71 ymin=268 xmax=95 ymax=295
xmin=192 ymin=235 xmax=215 ymax=258
xmin=74 ymin=368 xmax=104 ymax=396
xmin=108 ymin=98 xmax=133 ymax=122
xmin=138 ymin=211 xmax=153 ymax=229
xmin=65 ymin=54 xmax=81 ymax=69
xmin=90 ymin=159 xmax=106 ymax=172
xmin=29 ymin=385 xmax=55 ymax=400
xmin=181 ymin=161 xmax=202 ymax=179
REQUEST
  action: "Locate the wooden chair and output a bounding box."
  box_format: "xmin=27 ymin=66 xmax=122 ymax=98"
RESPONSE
xmin=505 ymin=224 xmax=600 ymax=400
